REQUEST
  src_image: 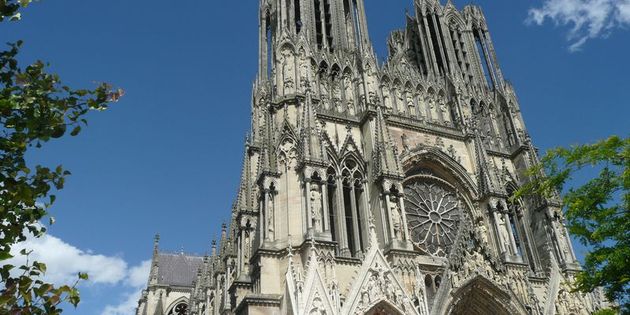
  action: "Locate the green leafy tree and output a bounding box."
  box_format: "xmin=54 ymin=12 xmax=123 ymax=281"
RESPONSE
xmin=0 ymin=0 xmax=122 ymax=313
xmin=515 ymin=135 xmax=629 ymax=313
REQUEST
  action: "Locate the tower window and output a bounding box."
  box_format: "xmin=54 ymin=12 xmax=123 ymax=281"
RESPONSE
xmin=294 ymin=0 xmax=302 ymax=33
xmin=323 ymin=0 xmax=334 ymax=51
xmin=266 ymin=15 xmax=273 ymax=78
xmin=314 ymin=0 xmax=323 ymax=49
xmin=475 ymin=30 xmax=494 ymax=88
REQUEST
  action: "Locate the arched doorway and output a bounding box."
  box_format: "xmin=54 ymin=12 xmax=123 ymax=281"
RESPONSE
xmin=364 ymin=301 xmax=404 ymax=315
xmin=446 ymin=276 xmax=525 ymax=315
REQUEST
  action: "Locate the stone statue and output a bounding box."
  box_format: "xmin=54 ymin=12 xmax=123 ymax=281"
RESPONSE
xmin=395 ymin=88 xmax=404 ymax=112
xmin=390 ymin=197 xmax=403 ymax=241
xmin=498 ymin=215 xmax=511 ymax=254
xmin=310 ymin=185 xmax=323 ymax=232
xmin=475 ymin=219 xmax=489 ymax=248
xmin=243 ymin=231 xmax=251 ymax=264
xmin=406 ymin=93 xmax=415 ymax=115
xmin=281 ymin=49 xmax=295 ymax=93
xmin=267 ymin=194 xmax=274 ymax=238
xmin=401 ymin=134 xmax=410 ymax=152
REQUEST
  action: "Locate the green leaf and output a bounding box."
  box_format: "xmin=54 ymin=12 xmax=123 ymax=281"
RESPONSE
xmin=78 ymin=272 xmax=88 ymax=280
xmin=69 ymin=125 xmax=81 ymax=136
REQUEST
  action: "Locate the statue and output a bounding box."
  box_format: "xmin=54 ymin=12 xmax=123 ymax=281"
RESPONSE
xmin=310 ymin=185 xmax=323 ymax=232
xmin=390 ymin=197 xmax=403 ymax=241
xmin=401 ymin=134 xmax=410 ymax=152
xmin=475 ymin=218 xmax=489 ymax=248
xmin=281 ymin=49 xmax=295 ymax=93
xmin=267 ymin=194 xmax=274 ymax=239
xmin=243 ymin=231 xmax=251 ymax=264
xmin=406 ymin=93 xmax=415 ymax=115
xmin=498 ymin=215 xmax=512 ymax=254
xmin=395 ymin=88 xmax=404 ymax=112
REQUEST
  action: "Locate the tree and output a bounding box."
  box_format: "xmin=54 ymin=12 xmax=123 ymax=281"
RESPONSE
xmin=515 ymin=135 xmax=629 ymax=313
xmin=0 ymin=0 xmax=122 ymax=313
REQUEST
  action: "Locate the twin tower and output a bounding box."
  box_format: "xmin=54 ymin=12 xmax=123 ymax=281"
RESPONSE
xmin=136 ymin=1 xmax=611 ymax=314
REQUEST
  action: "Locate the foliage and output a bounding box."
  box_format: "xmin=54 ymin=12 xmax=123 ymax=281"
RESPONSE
xmin=515 ymin=135 xmax=629 ymax=312
xmin=0 ymin=1 xmax=122 ymax=313
xmin=0 ymin=0 xmax=34 ymax=21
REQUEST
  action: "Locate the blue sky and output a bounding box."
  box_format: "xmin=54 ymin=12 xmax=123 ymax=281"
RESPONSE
xmin=2 ymin=0 xmax=629 ymax=314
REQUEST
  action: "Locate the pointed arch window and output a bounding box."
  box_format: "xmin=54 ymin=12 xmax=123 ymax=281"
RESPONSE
xmin=326 ymin=156 xmax=366 ymax=257
xmin=294 ymin=0 xmax=302 ymax=33
xmin=506 ymin=187 xmax=538 ymax=272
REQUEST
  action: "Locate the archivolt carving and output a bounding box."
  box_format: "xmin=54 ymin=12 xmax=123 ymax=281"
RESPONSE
xmin=401 ymin=147 xmax=479 ymax=200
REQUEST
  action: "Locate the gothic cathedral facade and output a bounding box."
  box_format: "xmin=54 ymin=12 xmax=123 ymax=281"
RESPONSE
xmin=136 ymin=0 xmax=611 ymax=314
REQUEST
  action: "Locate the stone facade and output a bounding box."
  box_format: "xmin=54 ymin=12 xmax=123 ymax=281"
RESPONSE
xmin=135 ymin=0 xmax=612 ymax=314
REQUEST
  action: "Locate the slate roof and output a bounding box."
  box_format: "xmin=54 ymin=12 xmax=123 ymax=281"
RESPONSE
xmin=156 ymin=252 xmax=204 ymax=287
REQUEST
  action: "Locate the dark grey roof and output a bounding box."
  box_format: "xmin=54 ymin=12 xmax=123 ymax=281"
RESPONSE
xmin=157 ymin=252 xmax=204 ymax=287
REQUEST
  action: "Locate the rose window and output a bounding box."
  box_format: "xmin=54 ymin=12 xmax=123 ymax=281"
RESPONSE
xmin=404 ymin=178 xmax=462 ymax=257
xmin=168 ymin=302 xmax=188 ymax=315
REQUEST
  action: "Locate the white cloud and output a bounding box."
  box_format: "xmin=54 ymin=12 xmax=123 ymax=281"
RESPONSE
xmin=126 ymin=259 xmax=151 ymax=288
xmin=101 ymin=260 xmax=151 ymax=315
xmin=527 ymin=0 xmax=630 ymax=51
xmin=100 ymin=288 xmax=144 ymax=315
xmin=10 ymin=233 xmax=128 ymax=286
xmin=9 ymin=232 xmax=151 ymax=315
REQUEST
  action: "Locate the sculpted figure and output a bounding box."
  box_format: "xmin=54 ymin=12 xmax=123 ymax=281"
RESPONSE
xmin=281 ymin=49 xmax=295 ymax=93
xmin=401 ymin=134 xmax=410 ymax=152
xmin=395 ymin=88 xmax=404 ymax=112
xmin=475 ymin=221 xmax=489 ymax=248
xmin=498 ymin=215 xmax=512 ymax=254
xmin=310 ymin=185 xmax=323 ymax=232
xmin=267 ymin=194 xmax=274 ymax=238
xmin=243 ymin=231 xmax=251 ymax=264
xmin=390 ymin=197 xmax=403 ymax=240
xmin=406 ymin=93 xmax=415 ymax=115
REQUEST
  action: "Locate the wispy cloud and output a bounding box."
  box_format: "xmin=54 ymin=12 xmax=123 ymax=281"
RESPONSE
xmin=10 ymin=233 xmax=128 ymax=286
xmin=527 ymin=0 xmax=630 ymax=51
xmin=9 ymin=232 xmax=151 ymax=315
xmin=100 ymin=260 xmax=151 ymax=315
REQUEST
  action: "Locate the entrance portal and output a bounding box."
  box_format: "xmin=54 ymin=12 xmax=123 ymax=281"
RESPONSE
xmin=364 ymin=301 xmax=404 ymax=315
xmin=447 ymin=276 xmax=522 ymax=315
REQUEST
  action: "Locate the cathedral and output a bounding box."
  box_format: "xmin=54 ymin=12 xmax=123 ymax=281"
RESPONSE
xmin=135 ymin=0 xmax=612 ymax=314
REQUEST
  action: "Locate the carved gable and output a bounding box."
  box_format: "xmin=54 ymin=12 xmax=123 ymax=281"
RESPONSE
xmin=341 ymin=248 xmax=418 ymax=315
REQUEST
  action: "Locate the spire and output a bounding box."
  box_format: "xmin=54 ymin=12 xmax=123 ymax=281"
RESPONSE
xmin=148 ymin=234 xmax=160 ymax=286
xmin=211 ymin=239 xmax=217 ymax=257
xmin=257 ymin=109 xmax=277 ymax=176
xmin=373 ymin=106 xmax=403 ymax=180
xmin=153 ymin=233 xmax=160 ymax=256
xmin=237 ymin=148 xmax=253 ymax=211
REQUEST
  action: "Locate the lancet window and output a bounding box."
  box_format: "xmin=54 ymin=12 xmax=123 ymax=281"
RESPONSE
xmin=326 ymin=156 xmax=366 ymax=257
xmin=294 ymin=0 xmax=302 ymax=33
xmin=506 ymin=187 xmax=538 ymax=271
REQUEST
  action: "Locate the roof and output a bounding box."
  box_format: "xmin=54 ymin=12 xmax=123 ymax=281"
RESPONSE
xmin=157 ymin=252 xmax=205 ymax=287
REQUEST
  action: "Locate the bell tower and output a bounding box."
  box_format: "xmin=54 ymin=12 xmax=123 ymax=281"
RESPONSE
xmin=258 ymin=0 xmax=372 ymax=80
